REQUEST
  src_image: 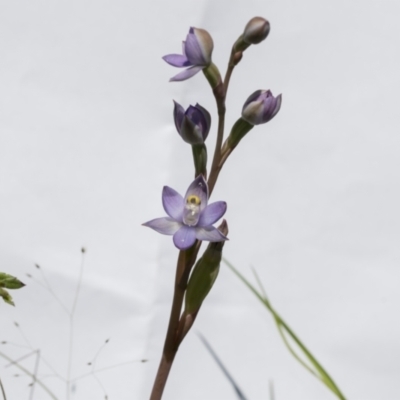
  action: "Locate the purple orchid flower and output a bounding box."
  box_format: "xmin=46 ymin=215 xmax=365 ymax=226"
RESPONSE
xmin=241 ymin=90 xmax=282 ymax=125
xmin=162 ymin=27 xmax=214 ymax=82
xmin=143 ymin=175 xmax=227 ymax=250
xmin=173 ymin=101 xmax=211 ymax=144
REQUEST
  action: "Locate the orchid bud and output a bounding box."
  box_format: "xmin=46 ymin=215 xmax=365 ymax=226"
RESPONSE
xmin=241 ymin=90 xmax=282 ymax=125
xmin=173 ymin=101 xmax=211 ymax=145
xmin=243 ymin=17 xmax=270 ymax=45
xmin=233 ymin=16 xmax=270 ymax=53
xmin=184 ymin=220 xmax=228 ymax=314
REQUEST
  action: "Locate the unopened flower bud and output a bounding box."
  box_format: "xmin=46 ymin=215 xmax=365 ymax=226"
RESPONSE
xmin=243 ymin=17 xmax=270 ymax=45
xmin=233 ymin=16 xmax=270 ymax=53
xmin=173 ymin=101 xmax=211 ymax=145
xmin=241 ymin=90 xmax=282 ymax=125
xmin=184 ymin=220 xmax=228 ymax=314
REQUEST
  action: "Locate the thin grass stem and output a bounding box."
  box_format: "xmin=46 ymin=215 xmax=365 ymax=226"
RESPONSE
xmin=0 ymin=351 xmax=58 ymax=400
xmin=34 ymin=266 xmax=69 ymax=316
xmin=66 ymin=249 xmax=86 ymax=400
xmin=0 ymin=377 xmax=6 ymax=400
xmin=28 ymin=350 xmax=40 ymax=400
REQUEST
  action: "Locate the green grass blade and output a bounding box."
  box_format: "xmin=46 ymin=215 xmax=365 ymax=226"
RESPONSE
xmin=223 ymin=258 xmax=346 ymax=400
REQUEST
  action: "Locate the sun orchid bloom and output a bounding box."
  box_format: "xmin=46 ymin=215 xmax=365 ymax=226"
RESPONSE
xmin=163 ymin=27 xmax=213 ymax=82
xmin=173 ymin=101 xmax=211 ymax=144
xmin=241 ymin=90 xmax=282 ymax=125
xmin=143 ymin=176 xmax=227 ymax=250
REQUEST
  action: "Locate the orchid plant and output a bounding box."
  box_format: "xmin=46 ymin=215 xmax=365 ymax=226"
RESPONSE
xmin=144 ymin=16 xmax=281 ymax=399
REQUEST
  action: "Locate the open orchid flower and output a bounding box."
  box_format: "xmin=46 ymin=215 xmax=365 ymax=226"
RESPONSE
xmin=143 ymin=176 xmax=227 ymax=250
xmin=162 ymin=27 xmax=214 ymax=82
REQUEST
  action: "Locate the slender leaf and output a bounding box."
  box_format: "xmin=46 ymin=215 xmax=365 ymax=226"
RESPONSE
xmin=198 ymin=333 xmax=248 ymax=400
xmin=223 ymin=258 xmax=346 ymax=400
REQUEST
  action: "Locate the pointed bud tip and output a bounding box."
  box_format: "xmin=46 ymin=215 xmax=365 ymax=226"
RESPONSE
xmin=217 ymin=219 xmax=229 ymax=237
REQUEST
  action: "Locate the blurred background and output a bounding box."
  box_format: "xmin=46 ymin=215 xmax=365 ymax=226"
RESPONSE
xmin=1 ymin=0 xmax=399 ymax=399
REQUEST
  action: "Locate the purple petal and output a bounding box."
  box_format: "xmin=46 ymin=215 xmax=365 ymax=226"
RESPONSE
xmin=143 ymin=217 xmax=181 ymax=235
xmin=162 ymin=54 xmax=191 ymax=67
xmin=182 ymin=41 xmax=186 ymax=57
xmin=242 ymin=90 xmax=263 ymax=110
xmin=162 ymin=186 xmax=184 ymax=221
xmin=271 ymin=94 xmax=282 ymax=119
xmin=192 ymin=28 xmax=213 ymax=64
xmin=195 ymin=226 xmax=228 ymax=242
xmin=173 ymin=226 xmax=197 ymax=250
xmin=184 ymin=175 xmax=208 ymax=211
xmin=169 ymin=66 xmax=203 ymax=82
xmin=197 ymin=201 xmax=227 ymax=227
xmin=173 ymin=101 xmax=185 ymax=133
xmin=185 ymin=29 xmax=207 ymax=65
xmin=180 ymin=116 xmax=203 ymax=144
xmin=194 ymin=103 xmax=211 ymax=139
xmin=185 ymin=27 xmax=213 ymax=66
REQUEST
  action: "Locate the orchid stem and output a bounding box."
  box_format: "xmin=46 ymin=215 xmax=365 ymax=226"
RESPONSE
xmin=207 ymin=86 xmax=225 ymax=196
xmin=149 ymin=244 xmax=200 ymax=400
xmin=208 ymin=48 xmax=237 ymax=196
xmin=223 ymin=48 xmax=237 ymax=98
xmin=150 ymin=42 xmax=239 ymax=400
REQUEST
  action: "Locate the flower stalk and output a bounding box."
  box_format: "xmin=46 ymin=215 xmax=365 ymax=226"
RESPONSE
xmin=192 ymin=144 xmax=207 ymax=177
xmin=150 ymin=16 xmax=281 ymax=399
xmin=149 ymin=243 xmax=200 ymax=400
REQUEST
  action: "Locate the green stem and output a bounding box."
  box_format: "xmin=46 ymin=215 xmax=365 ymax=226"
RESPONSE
xmin=207 ymin=47 xmax=239 ymax=196
xmin=223 ymin=49 xmax=236 ymax=98
xmin=207 ymin=90 xmax=225 ymax=196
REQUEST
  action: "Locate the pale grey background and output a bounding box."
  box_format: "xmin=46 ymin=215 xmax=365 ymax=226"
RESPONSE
xmin=1 ymin=0 xmax=399 ymax=399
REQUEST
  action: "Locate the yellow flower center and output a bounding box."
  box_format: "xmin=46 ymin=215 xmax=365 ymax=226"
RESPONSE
xmin=184 ymin=195 xmax=201 ymax=226
xmin=187 ymin=195 xmax=201 ymax=206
